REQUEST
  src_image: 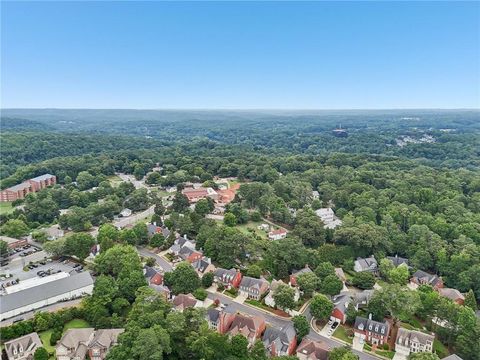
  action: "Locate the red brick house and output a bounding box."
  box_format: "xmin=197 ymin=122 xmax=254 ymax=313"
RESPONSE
xmin=214 ymin=268 xmax=243 ymax=288
xmin=262 ymin=325 xmax=297 ymax=357
xmin=438 ymin=288 xmax=465 ymax=305
xmin=353 ymin=316 xmax=390 ymax=346
xmin=410 ymin=270 xmax=444 ymax=290
xmin=296 ymin=338 xmax=330 ymax=360
xmin=219 ymin=312 xmax=266 ymax=347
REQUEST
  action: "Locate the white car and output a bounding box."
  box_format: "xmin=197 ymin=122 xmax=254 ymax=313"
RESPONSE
xmin=327 ymin=319 xmax=334 ymax=325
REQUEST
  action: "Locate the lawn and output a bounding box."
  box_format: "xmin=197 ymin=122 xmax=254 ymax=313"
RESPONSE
xmin=64 ymin=318 xmax=90 ymax=330
xmin=433 ymin=339 xmax=449 ymax=358
xmin=375 ymin=350 xmax=395 ymax=359
xmin=0 ymin=202 xmax=13 ymax=215
xmin=107 ymin=175 xmax=123 ymax=187
xmin=39 ymin=319 xmax=91 ymax=359
xmin=332 ymin=325 xmax=353 ymax=344
xmin=236 ymin=221 xmax=269 ymax=240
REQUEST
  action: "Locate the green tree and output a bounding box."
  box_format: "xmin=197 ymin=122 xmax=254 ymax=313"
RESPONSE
xmin=292 ymin=315 xmax=310 ymax=340
xmin=296 ymin=272 xmax=320 ymax=298
xmin=351 ymin=272 xmax=376 ymax=290
xmin=0 ymin=240 xmax=9 ymax=258
xmin=133 ymin=223 xmax=149 ymax=245
xmin=76 ymin=171 xmax=96 ymax=190
xmin=33 ymin=347 xmax=49 ymax=360
xmin=223 ymin=212 xmax=237 ymax=227
xmin=150 ymin=233 xmax=165 ymax=248
xmin=310 ymin=294 xmax=333 ymax=320
xmin=247 ymin=265 xmax=262 ymax=278
xmin=43 ymin=238 xmax=66 ymax=258
xmin=273 ymin=284 xmax=296 ymax=310
xmin=202 ymin=272 xmax=214 ymax=288
xmin=292 ymin=209 xmax=326 ymax=247
xmin=319 ymin=275 xmax=343 ymax=296
xmin=64 ymin=233 xmax=95 ymax=261
xmin=464 ymin=289 xmax=477 ymax=311
xmin=172 ymin=192 xmax=190 ymax=213
xmin=0 ymin=219 xmax=29 ymax=238
xmin=315 ymin=262 xmax=336 ymax=279
xmin=97 ymin=223 xmax=119 ymax=252
xmin=249 ymin=340 xmax=268 ymax=360
xmin=195 ymin=198 xmax=213 ymax=217
xmin=230 ymin=334 xmax=249 ymax=359
xmin=328 ymin=346 xmax=359 ymax=360
xmin=164 ymin=262 xmax=201 ymax=295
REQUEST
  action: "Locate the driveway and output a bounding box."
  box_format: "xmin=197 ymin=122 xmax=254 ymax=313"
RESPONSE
xmin=352 ymin=336 xmax=365 ymax=352
xmin=137 ymin=247 xmax=173 ymax=272
xmin=233 ymin=292 xmax=248 ymax=304
xmin=114 ymin=206 xmax=154 ymax=229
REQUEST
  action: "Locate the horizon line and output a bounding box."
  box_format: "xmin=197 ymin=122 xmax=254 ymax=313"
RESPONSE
xmin=2 ymin=107 xmax=479 ymax=111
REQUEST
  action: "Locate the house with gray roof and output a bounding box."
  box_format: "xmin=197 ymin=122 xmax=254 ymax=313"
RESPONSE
xmin=0 ymin=272 xmax=94 ymax=321
xmin=410 ymin=270 xmax=443 ymax=290
xmin=56 ymin=328 xmax=124 ymax=360
xmin=214 ymin=268 xmax=242 ymax=288
xmin=330 ymin=292 xmax=355 ymax=324
xmin=353 ymin=315 xmax=390 ymax=346
xmin=206 ymin=308 xmax=221 ymax=330
xmin=262 ymin=325 xmax=297 ymax=357
xmin=4 ymin=332 xmax=42 ymax=360
xmin=442 ymin=355 xmax=463 ymax=360
xmin=354 ymin=256 xmax=379 ymax=274
xmin=239 ymin=276 xmax=270 ymax=300
xmin=395 ymin=328 xmax=434 ymax=357
xmin=191 ymin=257 xmax=215 ymax=276
xmin=386 ymin=255 xmax=409 ymax=268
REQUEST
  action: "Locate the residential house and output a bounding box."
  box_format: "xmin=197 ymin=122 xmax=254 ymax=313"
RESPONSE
xmin=296 ymin=338 xmax=330 ymax=360
xmin=206 ymin=308 xmax=222 ymax=331
xmin=442 ymin=355 xmax=463 ymax=360
xmin=438 ymin=288 xmax=465 ymax=305
xmin=265 ymin=280 xmax=300 ymax=308
xmin=172 ymin=293 xmax=199 ymax=312
xmin=330 ymin=293 xmax=355 ymax=324
xmin=315 ymin=208 xmax=343 ymax=229
xmin=214 ymin=268 xmax=242 ymax=288
xmin=239 ymin=277 xmax=270 ymax=300
xmin=191 ymin=257 xmax=216 ymax=277
xmin=4 ymin=332 xmax=42 ymax=360
xmin=354 ymin=289 xmax=374 ymax=309
xmin=268 ymin=229 xmax=287 ymax=241
xmin=386 ymin=255 xmax=409 ymax=268
xmin=42 ymin=224 xmax=65 ymax=241
xmin=178 ymin=246 xmax=203 ymax=263
xmin=144 ymin=266 xmax=164 ymax=286
xmin=312 ymin=191 xmax=320 ymax=200
xmin=223 ymin=313 xmax=266 ymax=347
xmin=410 ymin=270 xmax=443 ymax=290
xmin=258 ymin=223 xmax=270 ymax=232
xmin=169 ymin=236 xmax=195 ymax=256
xmin=353 ymin=315 xmax=390 ymax=346
xmin=147 ymin=224 xmax=170 ymax=238
xmin=262 ymin=325 xmax=297 ymax=357
xmin=289 ymin=265 xmax=313 ymax=287
xmin=395 ymin=328 xmax=434 ymax=357
xmin=354 ymin=256 xmax=379 ymax=275
xmin=55 ymin=328 xmax=124 ymax=360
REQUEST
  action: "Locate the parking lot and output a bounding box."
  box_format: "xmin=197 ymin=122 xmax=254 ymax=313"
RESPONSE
xmin=1 ymin=252 xmax=83 ymax=293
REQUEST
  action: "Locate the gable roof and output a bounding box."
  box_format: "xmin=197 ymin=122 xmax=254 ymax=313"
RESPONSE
xmin=396 ymin=328 xmax=434 ymax=347
xmin=262 ymin=325 xmax=296 ymax=353
xmin=354 ymin=316 xmax=389 ymax=336
xmin=207 ymin=308 xmax=221 ymax=323
xmin=30 ymin=174 xmax=55 ymax=182
xmin=296 ymin=338 xmax=330 ymax=360
xmin=438 ymin=288 xmax=465 ymax=302
xmin=89 ymin=329 xmax=124 ymax=349
xmin=172 ymin=293 xmax=197 ymax=310
xmin=228 ymin=313 xmax=264 ymax=338
xmin=442 ymin=355 xmax=463 ymax=360
xmin=386 ymin=255 xmax=409 ymax=267
xmin=192 ymin=258 xmax=212 ymax=273
xmin=58 ymin=328 xmax=95 ymax=348
xmin=5 ymin=332 xmax=42 ymax=359
xmin=239 ymin=276 xmax=269 ymax=292
xmin=332 ymin=293 xmax=354 ymax=315
xmin=291 ymin=266 xmax=313 ymax=277
xmin=354 ymin=256 xmax=378 ymax=271
xmin=412 ymin=270 xmax=442 ymax=286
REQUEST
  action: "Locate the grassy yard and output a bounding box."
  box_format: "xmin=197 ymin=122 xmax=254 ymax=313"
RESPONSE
xmin=0 ymin=202 xmax=13 ymax=215
xmin=375 ymin=350 xmax=395 ymax=359
xmin=107 ymin=175 xmax=123 ymax=187
xmin=39 ymin=319 xmax=91 ymax=359
xmin=433 ymin=339 xmax=449 ymax=358
xmin=332 ymin=325 xmax=353 ymax=344
xmin=236 ymin=221 xmax=269 ymax=240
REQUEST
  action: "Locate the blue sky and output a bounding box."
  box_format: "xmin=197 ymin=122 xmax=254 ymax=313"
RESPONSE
xmin=1 ymin=1 xmax=479 ymax=109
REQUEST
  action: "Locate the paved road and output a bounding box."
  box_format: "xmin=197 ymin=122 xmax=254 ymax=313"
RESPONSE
xmin=0 ymin=299 xmax=82 ymax=326
xmin=137 ymin=247 xmax=173 ymax=272
xmin=141 ymin=247 xmax=378 ymax=360
xmin=114 ymin=206 xmax=155 ymax=229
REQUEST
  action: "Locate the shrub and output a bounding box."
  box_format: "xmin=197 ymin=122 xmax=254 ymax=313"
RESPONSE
xmin=202 ymin=272 xmax=214 ymax=288
xmin=50 ymin=327 xmax=63 ymax=346
xmin=383 ymin=343 xmax=390 ymax=350
xmin=193 ymin=288 xmax=208 ymax=301
xmin=217 ymin=284 xmax=225 ymax=292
